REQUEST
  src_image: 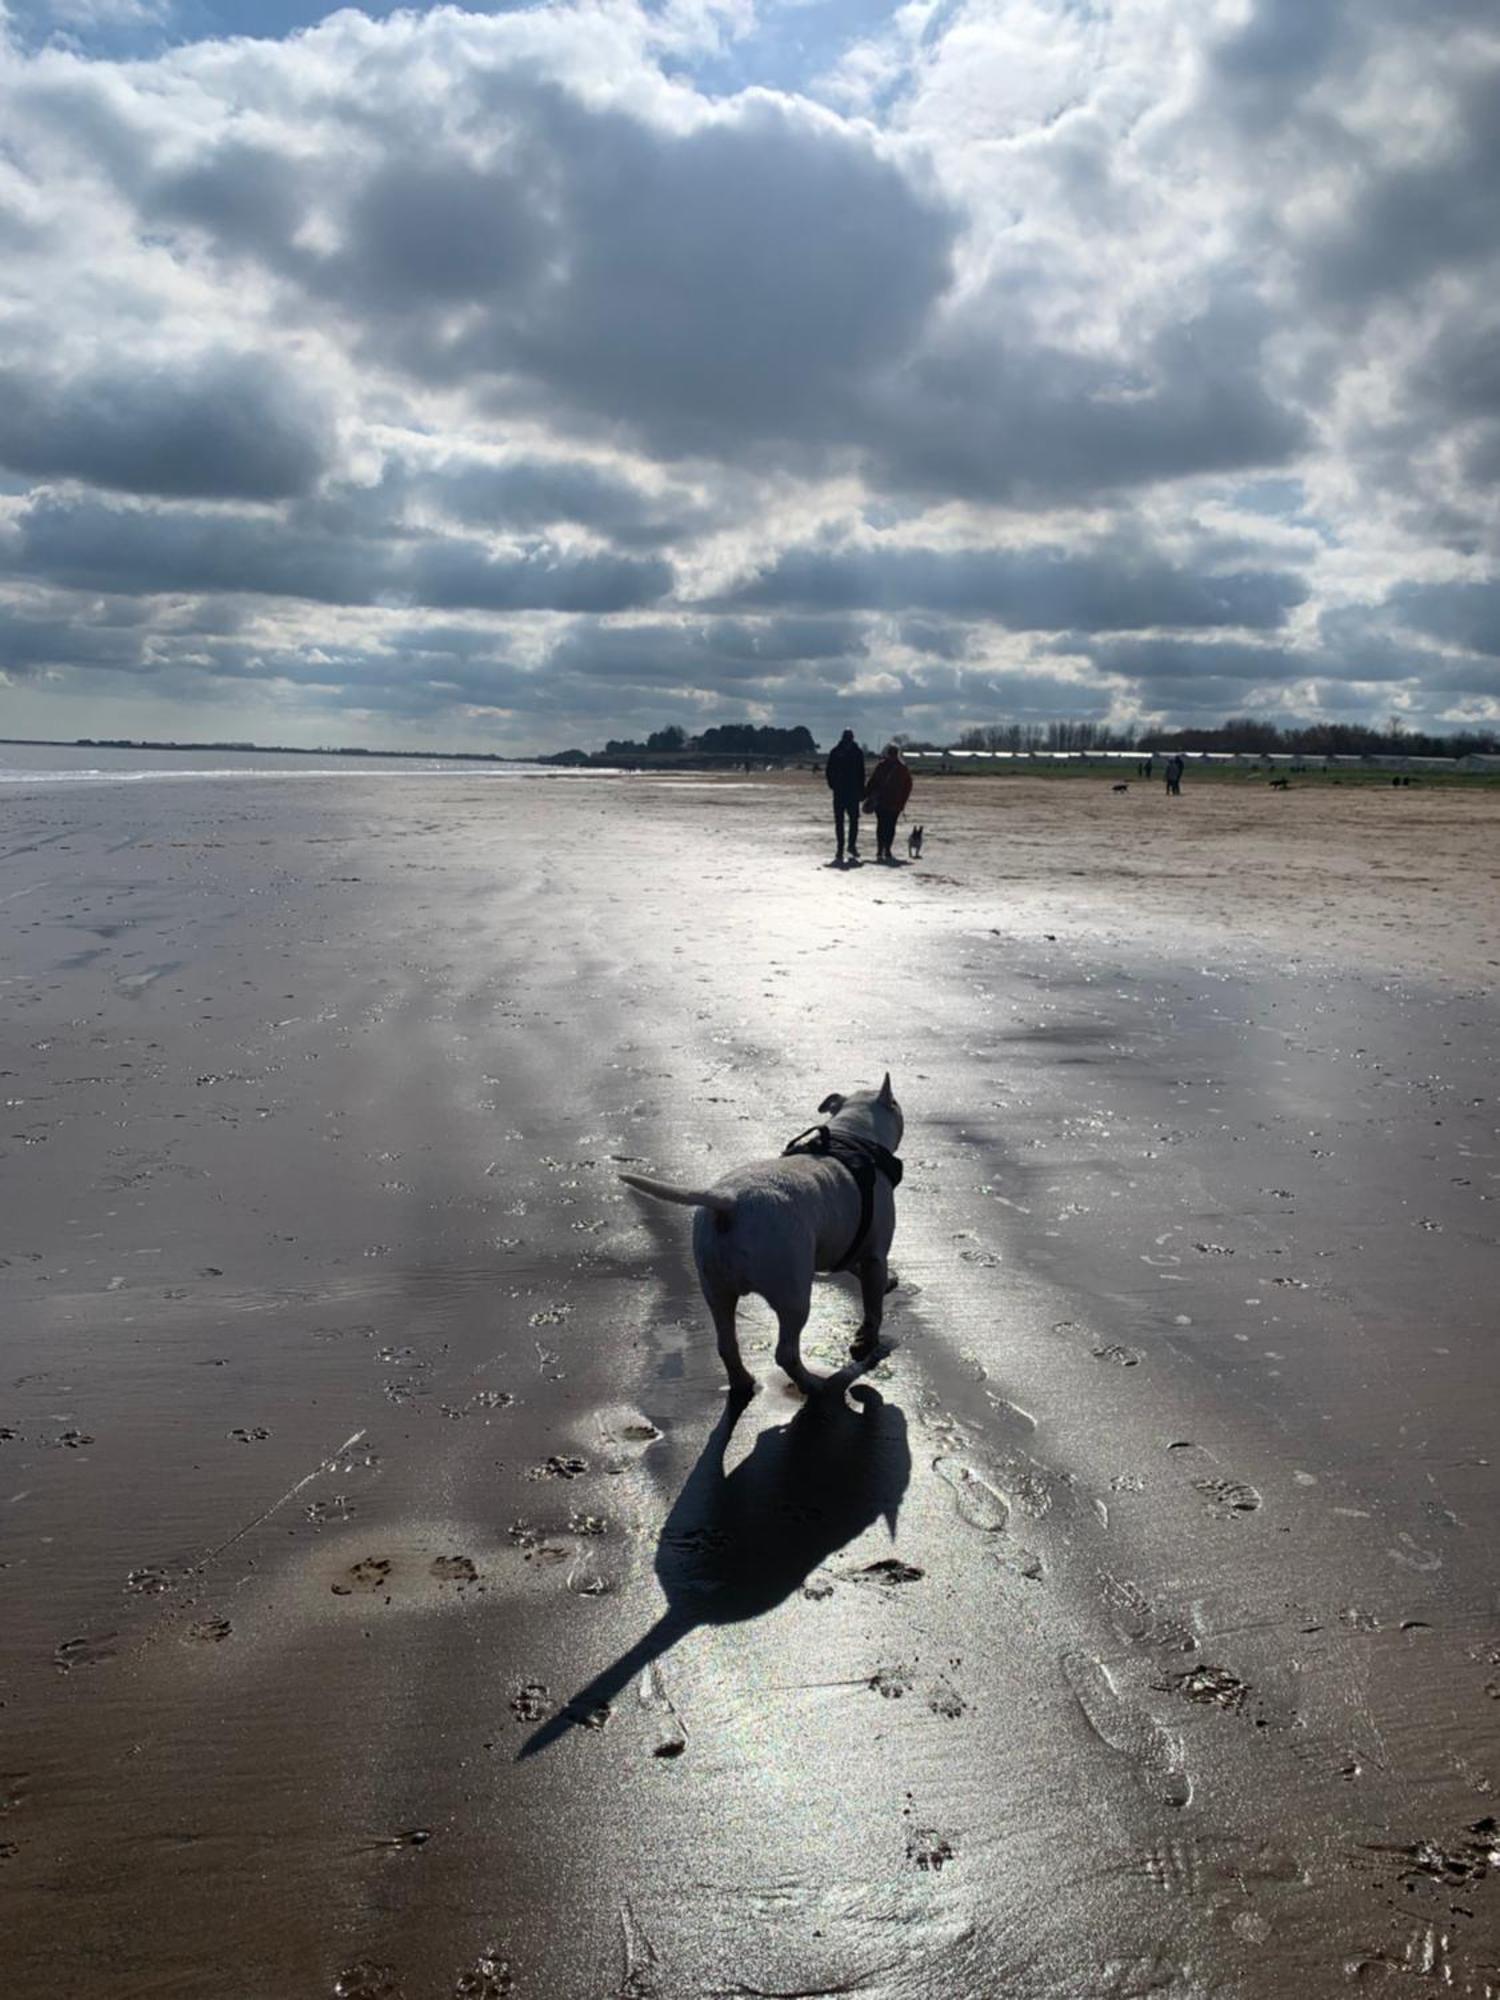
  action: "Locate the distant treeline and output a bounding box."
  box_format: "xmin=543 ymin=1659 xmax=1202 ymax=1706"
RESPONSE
xmin=544 ymin=722 xmax=818 ymax=764
xmin=952 ymin=717 xmax=1500 ymax=758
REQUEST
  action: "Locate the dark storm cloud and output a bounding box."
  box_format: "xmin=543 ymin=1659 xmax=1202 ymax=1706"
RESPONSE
xmin=1210 ymin=0 xmax=1346 ymax=99
xmin=1068 ymin=615 xmax=1500 ymax=708
xmin=722 ymin=543 xmax=1307 ymax=631
xmin=202 ymin=634 xmax=531 ymax=710
xmin=865 ymin=296 xmax=1309 ymax=504
xmin=545 ymin=615 xmax=867 ymax=685
xmin=1387 ymin=580 xmax=1500 ymax=658
xmin=148 ymin=139 xmax=307 ymax=262
xmin=1305 ymin=66 xmax=1500 ymax=310
xmin=11 ymin=495 xmax=672 ymax=614
xmin=1062 ymin=637 xmax=1314 ymax=684
xmin=428 ymin=457 xmax=702 ymax=549
xmin=127 ymin=78 xmax=961 ymax=461
xmin=317 ymin=151 xmax=549 ymax=313
xmin=494 ymin=93 xmax=958 ymax=456
xmin=0 ymin=601 xmax=148 ymax=675
xmin=0 ymin=353 xmax=329 ymax=502
xmin=898 ymin=620 xmax=974 ymax=661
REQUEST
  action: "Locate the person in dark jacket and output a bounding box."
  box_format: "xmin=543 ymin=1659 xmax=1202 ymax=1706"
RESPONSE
xmin=863 ymin=743 xmax=913 ymax=862
xmin=825 ymin=728 xmax=866 ymax=864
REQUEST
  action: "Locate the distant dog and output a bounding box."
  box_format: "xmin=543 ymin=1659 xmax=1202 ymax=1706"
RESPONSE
xmin=1112 ymin=782 xmax=1129 ymax=793
xmin=1270 ymin=777 xmax=1290 ymax=790
xmin=906 ymin=825 xmax=923 ymax=859
xmin=620 ymin=1078 xmax=904 ymax=1397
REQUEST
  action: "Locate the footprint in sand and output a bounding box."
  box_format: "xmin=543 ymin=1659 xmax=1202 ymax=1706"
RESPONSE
xmin=186 ymin=1617 xmax=232 ymax=1644
xmin=528 ymin=1455 xmax=588 ymax=1481
xmin=1062 ymin=1651 xmax=1190 ymax=1809
xmin=993 ymin=1543 xmax=1046 ymax=1581
xmin=1191 ymin=1476 xmax=1262 ymax=1519
xmin=639 ymin=1660 xmax=686 ymax=1757
xmin=1140 ymin=1833 xmax=1303 ymax=1895
xmin=1153 ymin=1663 xmax=1250 ymax=1712
xmin=124 ymin=1565 xmax=177 ymax=1596
xmin=1102 ymin=1575 xmax=1200 ymax=1654
xmin=933 ymin=1455 xmax=1010 ymax=1532
xmin=54 ymin=1633 xmax=117 ymax=1670
xmin=331 ymin=1441 xmax=380 ymax=1477
xmin=853 ymin=1558 xmax=925 ymax=1587
xmin=333 ymin=1963 xmax=402 ymax=2000
xmin=332 ymin=1557 xmax=392 ymax=1596
xmin=452 ymin=1948 xmax=513 ymax=1998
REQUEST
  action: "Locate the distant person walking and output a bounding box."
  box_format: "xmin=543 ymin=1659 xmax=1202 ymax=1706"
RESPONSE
xmin=825 ymin=728 xmax=866 ymax=864
xmin=1165 ymin=754 xmax=1185 ymax=797
xmin=863 ymin=743 xmax=913 ymax=862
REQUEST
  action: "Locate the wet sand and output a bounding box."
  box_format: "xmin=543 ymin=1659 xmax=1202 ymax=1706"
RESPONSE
xmin=2 ymin=770 xmax=1497 ymax=1997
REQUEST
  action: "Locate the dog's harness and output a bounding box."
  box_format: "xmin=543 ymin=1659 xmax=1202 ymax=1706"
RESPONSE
xmin=781 ymin=1124 xmax=904 ymax=1271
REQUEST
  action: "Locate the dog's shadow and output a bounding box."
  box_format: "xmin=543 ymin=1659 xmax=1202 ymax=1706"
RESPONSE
xmin=517 ymin=1379 xmax=910 ymax=1758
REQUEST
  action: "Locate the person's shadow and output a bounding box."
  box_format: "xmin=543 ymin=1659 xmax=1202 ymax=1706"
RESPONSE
xmin=517 ymin=1380 xmax=911 ymax=1758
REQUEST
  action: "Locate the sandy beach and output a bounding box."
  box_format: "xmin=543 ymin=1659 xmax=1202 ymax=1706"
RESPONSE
xmin=2 ymin=764 xmax=1497 ymax=1998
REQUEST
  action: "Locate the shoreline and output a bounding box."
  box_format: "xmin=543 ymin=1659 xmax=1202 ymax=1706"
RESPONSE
xmin=2 ymin=768 xmax=1495 ymax=1996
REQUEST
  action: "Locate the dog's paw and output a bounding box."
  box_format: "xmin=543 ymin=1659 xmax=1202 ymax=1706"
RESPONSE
xmin=726 ymin=1373 xmax=759 ymax=1403
xmin=849 ymin=1330 xmax=881 ymax=1362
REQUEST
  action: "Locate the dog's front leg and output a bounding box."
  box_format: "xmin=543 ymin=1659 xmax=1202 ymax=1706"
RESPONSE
xmin=850 ymin=1254 xmax=888 ymax=1360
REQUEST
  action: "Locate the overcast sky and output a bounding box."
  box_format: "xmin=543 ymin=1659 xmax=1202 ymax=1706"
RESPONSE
xmin=2 ymin=0 xmax=1497 ymax=752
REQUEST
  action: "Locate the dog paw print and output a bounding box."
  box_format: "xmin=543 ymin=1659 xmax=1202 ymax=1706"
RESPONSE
xmin=186 ymin=1617 xmax=232 ymax=1645
xmin=869 ymin=1663 xmax=914 ymax=1700
xmin=906 ymin=1826 xmax=955 ymax=1872
xmin=332 ymin=1557 xmax=392 ymax=1596
xmin=430 ymin=1555 xmax=478 ymax=1585
xmin=453 ymin=1948 xmax=513 ymax=1998
xmin=509 ymin=1681 xmax=550 ymax=1723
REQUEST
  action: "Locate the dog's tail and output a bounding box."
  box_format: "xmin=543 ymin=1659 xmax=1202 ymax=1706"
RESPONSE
xmin=619 ymin=1172 xmax=735 ymax=1215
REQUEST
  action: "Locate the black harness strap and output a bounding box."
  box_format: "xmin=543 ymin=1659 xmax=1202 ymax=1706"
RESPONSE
xmin=781 ymin=1123 xmax=904 ymax=1271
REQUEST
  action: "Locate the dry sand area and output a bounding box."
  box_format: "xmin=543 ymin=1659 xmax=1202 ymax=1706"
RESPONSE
xmin=2 ymin=766 xmax=1497 ymax=1997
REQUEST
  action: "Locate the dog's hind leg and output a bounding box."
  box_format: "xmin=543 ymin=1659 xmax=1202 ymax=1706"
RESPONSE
xmin=767 ymin=1289 xmax=820 ymax=1395
xmin=850 ymin=1253 xmax=889 ymax=1360
xmin=706 ymin=1286 xmax=757 ymax=1401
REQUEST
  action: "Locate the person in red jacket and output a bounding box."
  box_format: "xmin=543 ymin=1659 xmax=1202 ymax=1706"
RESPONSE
xmin=863 ymin=743 xmax=913 ymax=862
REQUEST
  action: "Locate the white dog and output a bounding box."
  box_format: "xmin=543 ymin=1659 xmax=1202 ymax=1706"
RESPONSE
xmin=620 ymin=1077 xmax=904 ymax=1397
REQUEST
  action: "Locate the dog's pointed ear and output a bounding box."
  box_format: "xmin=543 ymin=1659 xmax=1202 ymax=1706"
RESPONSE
xmin=877 ymin=1072 xmax=895 ymax=1106
xmin=818 ymin=1092 xmax=845 ymax=1115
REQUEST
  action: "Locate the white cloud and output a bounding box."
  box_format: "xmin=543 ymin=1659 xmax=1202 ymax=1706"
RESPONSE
xmin=1 ymin=0 xmax=1497 ymax=749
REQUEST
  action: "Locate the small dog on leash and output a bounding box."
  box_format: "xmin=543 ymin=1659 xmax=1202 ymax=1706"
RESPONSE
xmin=906 ymin=825 xmax=924 ymax=859
xmin=620 ymin=1078 xmax=904 ymax=1397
